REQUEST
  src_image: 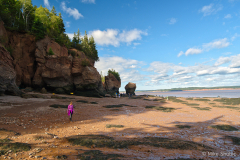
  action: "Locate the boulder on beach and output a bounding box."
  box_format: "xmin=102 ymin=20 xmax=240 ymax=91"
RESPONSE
xmin=40 ymin=87 xmax=48 ymax=94
xmin=24 ymin=87 xmax=33 ymax=92
xmin=105 ymin=94 xmax=111 ymax=97
xmin=125 ymin=82 xmax=136 ymax=95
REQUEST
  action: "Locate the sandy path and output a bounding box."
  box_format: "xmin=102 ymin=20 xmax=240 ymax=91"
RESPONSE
xmin=0 ymin=94 xmax=240 ymax=159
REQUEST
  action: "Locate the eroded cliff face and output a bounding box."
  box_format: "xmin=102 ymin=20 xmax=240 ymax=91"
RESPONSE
xmin=33 ymin=37 xmax=73 ymax=90
xmin=0 ymin=21 xmax=111 ymax=97
xmin=0 ymin=21 xmax=22 ymax=95
xmin=104 ymin=73 xmax=121 ymax=95
xmin=0 ymin=44 xmax=22 ymax=95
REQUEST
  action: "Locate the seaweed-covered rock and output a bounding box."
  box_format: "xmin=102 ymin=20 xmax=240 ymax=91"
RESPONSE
xmin=54 ymin=88 xmax=65 ymax=94
xmin=24 ymin=87 xmax=33 ymax=92
xmin=40 ymin=87 xmax=47 ymax=94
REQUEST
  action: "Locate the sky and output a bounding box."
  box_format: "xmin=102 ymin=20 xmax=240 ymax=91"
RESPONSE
xmin=32 ymin=0 xmax=240 ymax=91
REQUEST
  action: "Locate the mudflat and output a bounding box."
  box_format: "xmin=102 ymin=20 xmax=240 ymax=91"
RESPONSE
xmin=0 ymin=93 xmax=240 ymax=159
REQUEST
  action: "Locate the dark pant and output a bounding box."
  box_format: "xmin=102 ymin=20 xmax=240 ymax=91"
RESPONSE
xmin=70 ymin=111 xmax=73 ymax=121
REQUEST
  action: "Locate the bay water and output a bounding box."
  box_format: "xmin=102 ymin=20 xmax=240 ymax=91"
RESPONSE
xmin=135 ymin=89 xmax=240 ymax=98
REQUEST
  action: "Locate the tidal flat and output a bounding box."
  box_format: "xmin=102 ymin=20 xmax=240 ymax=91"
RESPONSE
xmin=0 ymin=94 xmax=239 ymax=159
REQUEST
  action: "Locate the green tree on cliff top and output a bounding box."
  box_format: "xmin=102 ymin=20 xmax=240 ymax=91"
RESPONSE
xmin=0 ymin=1 xmax=99 ymax=62
xmin=108 ymin=69 xmax=120 ymax=81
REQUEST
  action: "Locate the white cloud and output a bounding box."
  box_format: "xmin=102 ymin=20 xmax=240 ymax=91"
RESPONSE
xmin=129 ymin=65 xmax=137 ymax=68
xmin=66 ymin=21 xmax=70 ymax=28
xmin=116 ymin=52 xmax=240 ymax=89
xmin=44 ymin=0 xmax=51 ymax=10
xmin=185 ymin=48 xmax=202 ymax=56
xmin=147 ymin=53 xmax=240 ymax=85
xmin=66 ymin=33 xmax=74 ymax=40
xmin=197 ymin=67 xmax=240 ymax=76
xmin=202 ymin=38 xmax=230 ymax=50
xmin=177 ymin=51 xmax=184 ymax=57
xmin=178 ymin=38 xmax=230 ymax=57
xmin=161 ymin=34 xmax=168 ymax=36
xmin=231 ymin=33 xmax=240 ymax=41
xmin=178 ymin=48 xmax=202 ymax=57
xmin=229 ymin=54 xmax=240 ymax=68
xmin=199 ymin=3 xmax=222 ymax=16
xmin=133 ymin=43 xmax=141 ymax=46
xmin=95 ymin=56 xmax=146 ymax=83
xmin=214 ymin=57 xmax=231 ymax=66
xmin=89 ymin=29 xmax=147 ymax=47
xmin=81 ymin=0 xmax=95 ymax=3
xmin=146 ymin=61 xmax=173 ymax=75
xmin=89 ymin=29 xmax=119 ymax=46
xmin=224 ymin=14 xmax=232 ymax=19
xmin=206 ymin=77 xmax=218 ymax=81
xmin=119 ymin=29 xmax=147 ymax=45
xmin=223 ymin=52 xmax=232 ymax=55
xmin=169 ymin=18 xmax=177 ymax=25
xmin=61 ymin=2 xmax=83 ymax=20
xmin=233 ymin=26 xmax=240 ymax=30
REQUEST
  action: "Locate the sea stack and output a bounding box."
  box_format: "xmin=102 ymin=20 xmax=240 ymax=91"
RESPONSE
xmin=104 ymin=73 xmax=121 ymax=95
xmin=125 ymin=82 xmax=136 ymax=95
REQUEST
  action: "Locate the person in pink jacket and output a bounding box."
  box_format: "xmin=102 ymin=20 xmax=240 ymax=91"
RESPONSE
xmin=67 ymin=101 xmax=74 ymax=121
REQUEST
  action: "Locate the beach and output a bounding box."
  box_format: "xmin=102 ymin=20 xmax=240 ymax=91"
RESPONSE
xmin=0 ymin=93 xmax=240 ymax=159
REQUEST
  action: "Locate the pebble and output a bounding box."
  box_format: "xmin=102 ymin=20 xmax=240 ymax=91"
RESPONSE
xmin=8 ymin=157 xmax=12 ymax=159
xmin=35 ymin=148 xmax=43 ymax=153
xmin=35 ymin=155 xmax=41 ymax=158
xmin=29 ymin=155 xmax=34 ymax=158
xmin=54 ymin=136 xmax=59 ymax=139
xmin=42 ymin=157 xmax=47 ymax=159
xmin=30 ymin=152 xmax=36 ymax=156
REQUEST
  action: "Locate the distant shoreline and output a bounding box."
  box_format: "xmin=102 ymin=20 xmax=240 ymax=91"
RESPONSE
xmin=133 ymin=88 xmax=240 ymax=93
xmin=183 ymin=88 xmax=240 ymax=91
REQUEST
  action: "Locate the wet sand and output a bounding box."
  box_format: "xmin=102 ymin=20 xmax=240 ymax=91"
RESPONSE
xmin=0 ymin=93 xmax=240 ymax=159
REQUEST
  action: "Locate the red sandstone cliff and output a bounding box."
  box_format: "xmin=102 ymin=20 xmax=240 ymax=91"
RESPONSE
xmin=0 ymin=21 xmax=120 ymax=97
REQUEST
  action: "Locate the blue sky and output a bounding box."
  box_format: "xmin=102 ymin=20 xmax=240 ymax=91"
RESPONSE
xmin=33 ymin=0 xmax=240 ymax=91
